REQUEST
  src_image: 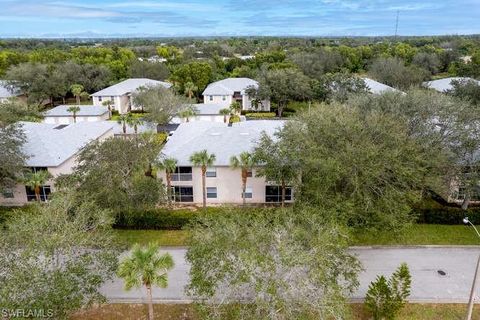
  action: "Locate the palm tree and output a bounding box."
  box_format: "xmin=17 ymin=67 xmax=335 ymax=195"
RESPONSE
xmin=117 ymin=243 xmax=174 ymax=320
xmin=230 ymin=151 xmax=256 ymax=206
xmin=127 ymin=115 xmax=143 ymax=134
xmin=102 ymin=100 xmax=113 ymax=119
xmin=219 ymin=108 xmax=231 ymax=123
xmin=23 ymin=170 xmax=51 ymax=202
xmin=184 ymin=81 xmax=198 ymax=99
xmin=229 ymin=101 xmax=242 ymax=115
xmin=67 ymin=106 xmax=81 ymax=123
xmin=189 ymin=150 xmax=216 ymax=208
xmin=179 ymin=106 xmax=197 ymax=123
xmin=117 ymin=113 xmax=133 ymax=135
xmin=70 ymin=84 xmax=86 ymax=104
xmin=158 ymin=158 xmax=177 ymax=206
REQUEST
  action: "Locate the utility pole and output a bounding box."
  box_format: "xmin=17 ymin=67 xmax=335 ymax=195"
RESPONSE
xmin=394 ymin=10 xmax=400 ymax=41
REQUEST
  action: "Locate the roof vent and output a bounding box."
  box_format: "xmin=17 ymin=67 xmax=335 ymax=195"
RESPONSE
xmin=54 ymin=124 xmax=68 ymax=130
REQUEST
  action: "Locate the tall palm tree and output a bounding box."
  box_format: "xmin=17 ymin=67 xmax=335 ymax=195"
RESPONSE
xmin=67 ymin=106 xmax=81 ymax=123
xmin=127 ymin=115 xmax=143 ymax=134
xmin=117 ymin=113 xmax=133 ymax=135
xmin=117 ymin=243 xmax=174 ymax=320
xmin=70 ymin=84 xmax=86 ymax=104
xmin=219 ymin=108 xmax=231 ymax=123
xmin=23 ymin=170 xmax=51 ymax=202
xmin=230 ymin=151 xmax=256 ymax=206
xmin=158 ymin=158 xmax=177 ymax=206
xmin=190 ymin=150 xmax=216 ymax=208
xmin=184 ymin=81 xmax=198 ymax=99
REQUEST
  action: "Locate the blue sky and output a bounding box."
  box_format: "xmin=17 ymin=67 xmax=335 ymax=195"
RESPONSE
xmin=0 ymin=0 xmax=479 ymax=37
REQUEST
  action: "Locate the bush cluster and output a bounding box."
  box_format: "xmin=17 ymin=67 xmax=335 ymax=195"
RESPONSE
xmin=413 ymin=199 xmax=480 ymax=224
xmin=114 ymin=207 xmax=224 ymax=230
xmin=245 ymin=112 xmax=276 ymax=118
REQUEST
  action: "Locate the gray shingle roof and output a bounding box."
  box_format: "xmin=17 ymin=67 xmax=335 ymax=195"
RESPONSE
xmin=0 ymin=80 xmax=19 ymax=98
xmin=160 ymin=120 xmax=285 ymax=166
xmin=423 ymin=77 xmax=480 ymax=92
xmin=19 ymin=121 xmax=114 ymax=167
xmin=44 ymin=105 xmax=109 ymax=117
xmin=202 ymin=78 xmax=258 ymax=96
xmin=91 ymin=78 xmax=172 ymax=97
xmin=363 ymin=78 xmax=402 ymax=95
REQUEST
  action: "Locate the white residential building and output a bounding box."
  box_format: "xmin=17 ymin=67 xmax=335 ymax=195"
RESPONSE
xmin=91 ymin=78 xmax=171 ymax=114
xmin=202 ymin=78 xmax=270 ymax=111
xmin=158 ymin=120 xmax=292 ymax=205
xmin=0 ymin=121 xmax=114 ymax=205
xmin=172 ymin=103 xmax=244 ymax=124
xmin=43 ymin=105 xmax=110 ymax=124
xmin=423 ymin=77 xmax=480 ymax=93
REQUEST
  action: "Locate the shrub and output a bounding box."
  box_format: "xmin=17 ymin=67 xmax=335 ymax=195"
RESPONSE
xmin=245 ymin=112 xmax=276 ymax=118
xmin=413 ymin=199 xmax=480 ymax=224
xmin=114 ymin=207 xmax=224 ymax=230
xmin=365 ymin=263 xmax=411 ymax=320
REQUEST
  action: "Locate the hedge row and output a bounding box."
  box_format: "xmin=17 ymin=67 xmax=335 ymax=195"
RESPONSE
xmin=245 ymin=112 xmax=276 ymax=118
xmin=413 ymin=200 xmax=480 ymax=225
xmin=114 ymin=207 xmax=224 ymax=230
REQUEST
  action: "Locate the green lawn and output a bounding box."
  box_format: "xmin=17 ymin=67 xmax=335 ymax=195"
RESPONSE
xmin=113 ymin=224 xmax=480 ymax=248
xmin=352 ymin=224 xmax=480 ymax=246
xmin=72 ymin=303 xmax=479 ymax=320
xmin=113 ymin=229 xmax=189 ymax=247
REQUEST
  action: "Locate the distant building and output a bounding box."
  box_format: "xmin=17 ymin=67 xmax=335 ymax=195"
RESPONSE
xmin=0 ymin=122 xmax=114 ymax=205
xmin=202 ymin=78 xmax=270 ymax=111
xmin=91 ymin=78 xmax=171 ymax=114
xmin=423 ymin=77 xmax=480 ymax=93
xmin=0 ymin=80 xmax=21 ymax=103
xmin=158 ymin=120 xmax=291 ymax=205
xmin=43 ymin=105 xmax=110 ymax=124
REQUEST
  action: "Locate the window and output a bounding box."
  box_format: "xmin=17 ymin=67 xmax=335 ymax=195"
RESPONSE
xmin=98 ymin=96 xmax=103 ymax=102
xmin=2 ymin=188 xmax=14 ymax=198
xmin=110 ymin=96 xmax=114 ymax=101
xmin=222 ymin=95 xmax=226 ymax=101
xmin=207 ymin=187 xmax=217 ymax=198
xmin=206 ymin=167 xmax=217 ymax=178
xmin=172 ymin=186 xmax=193 ymax=202
xmin=25 ymin=185 xmax=51 ymax=202
xmin=30 ymin=167 xmax=48 ymax=173
xmin=243 ymin=187 xmax=253 ymax=199
xmin=172 ymin=167 xmax=192 ymax=181
xmin=209 ymin=95 xmax=213 ymax=101
xmin=456 ymin=186 xmax=480 ymax=201
xmin=265 ymin=186 xmax=293 ymax=203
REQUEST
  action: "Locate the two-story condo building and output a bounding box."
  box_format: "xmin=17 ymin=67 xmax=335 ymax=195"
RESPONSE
xmin=158 ymin=120 xmax=292 ymax=205
xmin=91 ymin=78 xmax=171 ymax=114
xmin=43 ymin=105 xmax=110 ymax=124
xmin=0 ymin=121 xmax=114 ymax=205
xmin=202 ymin=78 xmax=271 ymax=111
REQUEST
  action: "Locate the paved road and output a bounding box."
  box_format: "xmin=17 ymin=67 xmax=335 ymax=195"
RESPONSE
xmin=101 ymin=246 xmax=480 ymax=303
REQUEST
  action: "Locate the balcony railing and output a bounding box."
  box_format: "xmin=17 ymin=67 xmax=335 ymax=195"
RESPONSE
xmin=172 ymin=173 xmax=193 ymax=181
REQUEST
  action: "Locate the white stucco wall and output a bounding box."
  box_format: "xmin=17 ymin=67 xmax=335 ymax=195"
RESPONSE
xmin=43 ymin=113 xmax=110 ymax=124
xmin=158 ymin=166 xmax=291 ymax=205
xmin=204 ymin=95 xmax=232 ymax=106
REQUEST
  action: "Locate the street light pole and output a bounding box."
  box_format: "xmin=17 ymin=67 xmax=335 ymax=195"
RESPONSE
xmin=464 ymin=217 xmax=480 ymax=320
